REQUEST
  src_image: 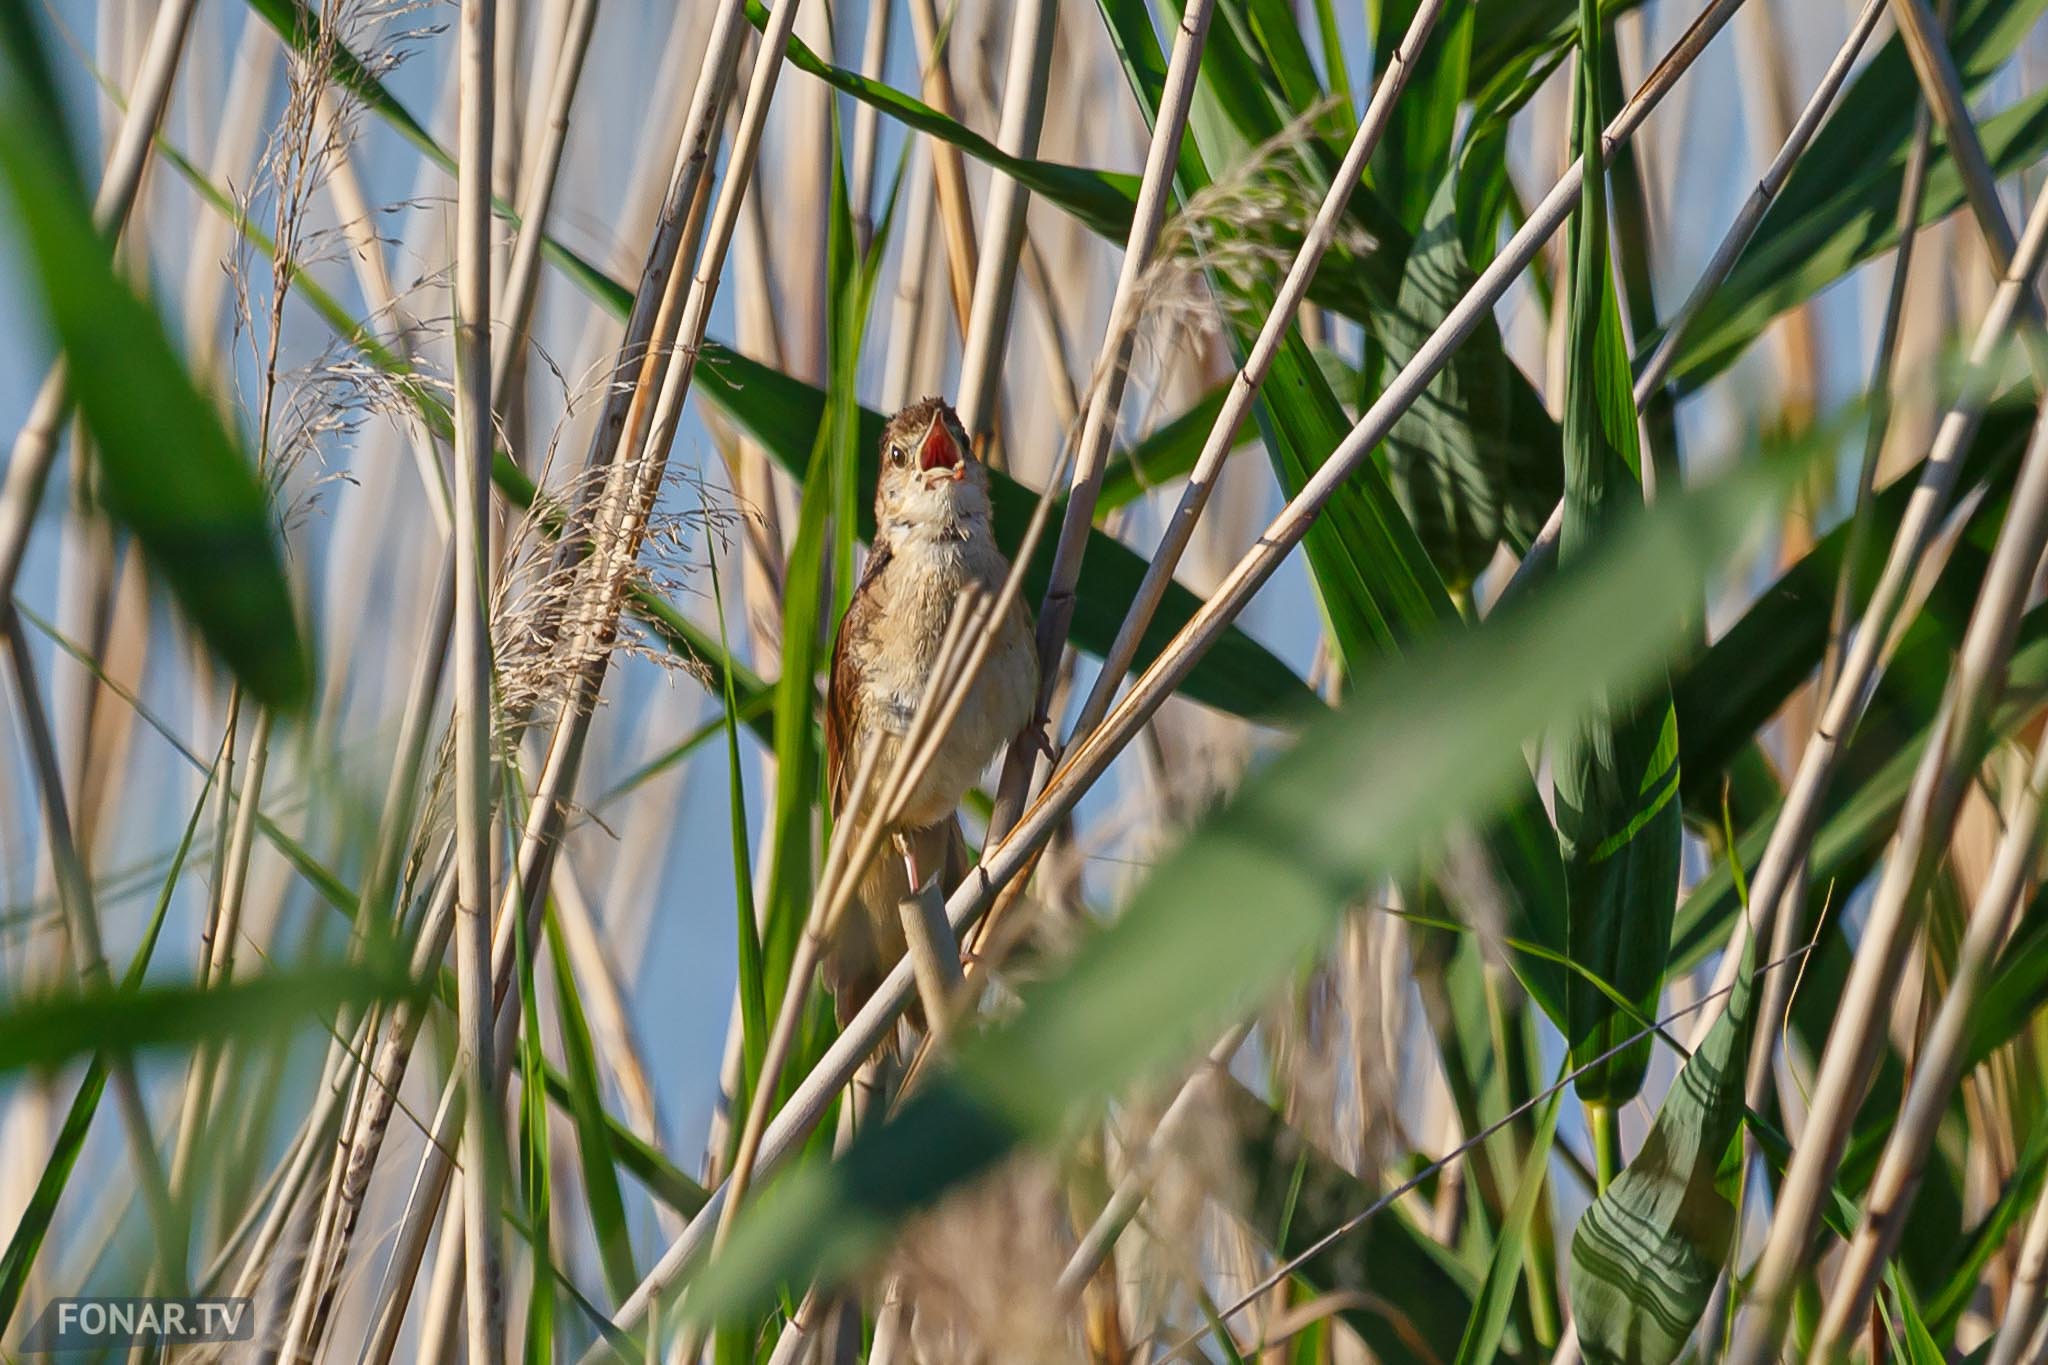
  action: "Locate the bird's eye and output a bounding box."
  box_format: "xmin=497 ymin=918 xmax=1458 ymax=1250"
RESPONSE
xmin=888 ymin=445 xmax=908 ymax=468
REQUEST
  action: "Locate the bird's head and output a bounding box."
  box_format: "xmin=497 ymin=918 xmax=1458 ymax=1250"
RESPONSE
xmin=874 ymin=396 xmax=989 ymax=535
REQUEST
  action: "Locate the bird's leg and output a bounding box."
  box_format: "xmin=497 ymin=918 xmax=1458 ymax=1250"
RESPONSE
xmin=891 ymin=829 xmax=925 ymax=892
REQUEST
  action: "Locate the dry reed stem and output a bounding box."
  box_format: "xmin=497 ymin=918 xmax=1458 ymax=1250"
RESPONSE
xmin=847 ymin=0 xmax=891 ymax=248
xmin=1727 ymin=389 xmax=2048 ymax=1362
xmin=881 ymin=140 xmax=940 ymax=412
xmin=987 ymin=0 xmax=1217 ymax=844
xmin=594 ymin=7 xmax=1749 ymax=1346
xmin=896 ymin=876 xmax=968 ymax=1048
xmin=216 ymin=1026 xmax=355 ymax=1297
xmin=1823 ymin=0 xmax=1949 ymax=705
xmin=409 ymin=1171 xmax=468 ymax=1365
xmin=2018 ymin=1303 xmax=2048 ymax=1365
xmin=0 ymin=613 xmax=181 ymax=1285
xmin=355 ymin=1050 xmax=465 ymax=1365
xmin=1064 ymin=0 xmax=1452 ymax=756
xmin=1720 ymin=0 xmax=1820 ymax=443
xmin=953 ymin=0 xmax=1058 ymax=438
xmin=758 ymin=1283 xmax=838 ymax=1364
xmin=1988 ymin=1183 xmax=2048 ymax=1365
xmin=1817 ymin=734 xmax=2048 ymax=1346
xmin=163 ymin=706 xmax=274 ymax=1274
xmin=1055 ymin=1027 xmax=1248 ymax=1301
xmin=286 ymin=852 xmax=478 ymax=1352
xmin=869 ymin=1282 xmax=913 ymax=1365
xmin=903 ymin=0 xmax=980 ymax=330
xmin=1634 ymin=0 xmax=1888 ymax=397
xmin=450 ymin=0 xmax=504 ymax=1353
xmin=560 ymin=0 xmax=747 ymax=542
xmin=1889 ymin=0 xmax=2029 ymax=279
xmin=487 ymin=0 xmax=600 ymax=409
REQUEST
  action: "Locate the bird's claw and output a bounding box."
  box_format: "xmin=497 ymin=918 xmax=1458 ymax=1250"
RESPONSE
xmin=1023 ymin=719 xmax=1057 ymax=762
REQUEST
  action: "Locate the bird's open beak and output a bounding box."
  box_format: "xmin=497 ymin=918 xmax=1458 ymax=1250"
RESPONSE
xmin=919 ymin=420 xmax=965 ymax=480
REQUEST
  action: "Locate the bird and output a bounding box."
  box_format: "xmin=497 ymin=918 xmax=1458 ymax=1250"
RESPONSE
xmin=822 ymin=396 xmax=1039 ymax=1026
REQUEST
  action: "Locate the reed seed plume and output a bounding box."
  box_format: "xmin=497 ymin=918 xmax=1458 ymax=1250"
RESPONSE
xmin=491 ymin=452 xmax=719 ymax=728
xmin=887 ymin=1157 xmax=1087 ymax=1364
xmin=1065 ymin=101 xmax=1375 ymax=470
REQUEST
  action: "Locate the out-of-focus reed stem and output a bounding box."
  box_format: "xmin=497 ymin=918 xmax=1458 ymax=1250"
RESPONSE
xmin=903 ymin=0 xmax=980 ymax=330
xmin=0 ymin=0 xmax=200 ymax=605
xmin=953 ymin=0 xmax=1057 ymax=439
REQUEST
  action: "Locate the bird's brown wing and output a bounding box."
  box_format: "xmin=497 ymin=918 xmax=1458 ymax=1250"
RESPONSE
xmin=825 ymin=539 xmax=891 ymax=814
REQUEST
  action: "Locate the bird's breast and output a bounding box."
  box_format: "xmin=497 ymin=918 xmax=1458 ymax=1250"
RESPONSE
xmin=857 ymin=535 xmax=1034 ymax=827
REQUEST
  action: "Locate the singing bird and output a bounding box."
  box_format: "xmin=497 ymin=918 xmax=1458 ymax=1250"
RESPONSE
xmin=822 ymin=397 xmax=1039 ymax=1024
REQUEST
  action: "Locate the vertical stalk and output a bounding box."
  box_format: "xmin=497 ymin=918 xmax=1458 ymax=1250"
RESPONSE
xmin=1588 ymin=1106 xmax=1618 ymax=1193
xmin=846 ymin=0 xmax=891 ymax=248
xmin=163 ymin=706 xmax=273 ymax=1280
xmin=0 ymin=613 xmax=181 ymax=1289
xmin=880 ymin=140 xmax=939 ymax=412
xmin=1887 ymin=0 xmax=2025 ymax=274
xmin=488 ymin=0 xmax=602 ymax=408
xmin=953 ymin=0 xmax=1058 ymax=438
xmin=903 ymin=0 xmax=980 ymax=329
xmin=451 ymin=0 xmax=503 ymax=1356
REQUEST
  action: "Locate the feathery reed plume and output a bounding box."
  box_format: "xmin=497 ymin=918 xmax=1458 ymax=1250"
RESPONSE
xmin=888 ymin=1157 xmax=1087 ymax=1363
